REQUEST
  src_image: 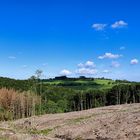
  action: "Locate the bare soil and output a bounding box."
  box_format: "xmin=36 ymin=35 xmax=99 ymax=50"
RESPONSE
xmin=0 ymin=103 xmax=140 ymax=140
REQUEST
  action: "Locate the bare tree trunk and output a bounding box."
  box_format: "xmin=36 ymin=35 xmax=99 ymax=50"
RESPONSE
xmin=80 ymin=92 xmax=83 ymax=111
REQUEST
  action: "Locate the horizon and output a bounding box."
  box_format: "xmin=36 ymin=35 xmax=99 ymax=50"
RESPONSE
xmin=1 ymin=75 xmax=139 ymax=83
xmin=0 ymin=0 xmax=140 ymax=81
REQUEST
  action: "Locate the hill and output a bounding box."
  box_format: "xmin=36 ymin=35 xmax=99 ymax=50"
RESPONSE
xmin=0 ymin=76 xmax=140 ymax=120
xmin=0 ymin=103 xmax=140 ymax=140
xmin=43 ymin=77 xmax=115 ymax=90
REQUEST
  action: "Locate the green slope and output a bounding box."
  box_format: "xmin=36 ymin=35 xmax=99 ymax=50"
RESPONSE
xmin=43 ymin=78 xmax=115 ymax=90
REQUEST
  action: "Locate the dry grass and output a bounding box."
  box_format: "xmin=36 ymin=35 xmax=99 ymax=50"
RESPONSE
xmin=0 ymin=103 xmax=140 ymax=140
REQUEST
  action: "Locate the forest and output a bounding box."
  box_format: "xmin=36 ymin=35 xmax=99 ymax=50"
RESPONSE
xmin=0 ymin=71 xmax=140 ymax=121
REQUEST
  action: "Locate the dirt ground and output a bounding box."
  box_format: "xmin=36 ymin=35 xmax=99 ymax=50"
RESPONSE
xmin=0 ymin=103 xmax=140 ymax=140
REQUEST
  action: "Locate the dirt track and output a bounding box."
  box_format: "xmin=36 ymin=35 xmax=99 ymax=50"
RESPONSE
xmin=0 ymin=103 xmax=140 ymax=140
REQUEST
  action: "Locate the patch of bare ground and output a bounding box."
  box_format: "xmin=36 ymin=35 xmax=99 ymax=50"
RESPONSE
xmin=0 ymin=103 xmax=140 ymax=140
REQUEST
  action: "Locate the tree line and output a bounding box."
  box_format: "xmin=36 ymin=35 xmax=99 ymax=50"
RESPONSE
xmin=0 ymin=74 xmax=140 ymax=121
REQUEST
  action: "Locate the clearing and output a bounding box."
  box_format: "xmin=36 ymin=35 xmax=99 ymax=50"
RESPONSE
xmin=0 ymin=103 xmax=140 ymax=140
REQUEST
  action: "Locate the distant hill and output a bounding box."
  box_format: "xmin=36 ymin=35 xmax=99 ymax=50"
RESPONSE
xmin=42 ymin=76 xmax=131 ymax=90
xmin=0 ymin=76 xmax=140 ymax=121
xmin=0 ymin=76 xmax=134 ymax=91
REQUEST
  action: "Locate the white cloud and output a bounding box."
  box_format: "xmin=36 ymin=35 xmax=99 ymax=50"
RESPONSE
xmin=111 ymin=20 xmax=128 ymax=29
xmin=60 ymin=69 xmax=72 ymax=76
xmin=78 ymin=60 xmax=96 ymax=68
xmin=92 ymin=23 xmax=107 ymax=31
xmin=111 ymin=61 xmax=120 ymax=68
xmin=76 ymin=60 xmax=97 ymax=75
xmin=76 ymin=68 xmax=98 ymax=75
xmin=78 ymin=63 xmax=84 ymax=67
xmin=130 ymin=59 xmax=139 ymax=65
xmin=98 ymin=53 xmax=122 ymax=59
xmin=8 ymin=56 xmax=16 ymax=59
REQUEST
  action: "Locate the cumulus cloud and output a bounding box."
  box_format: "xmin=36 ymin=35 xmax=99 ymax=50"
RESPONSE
xmin=130 ymin=59 xmax=139 ymax=65
xmin=78 ymin=61 xmax=96 ymax=68
xmin=76 ymin=60 xmax=97 ymax=75
xmin=8 ymin=56 xmax=16 ymax=59
xmin=92 ymin=23 xmax=107 ymax=31
xmin=98 ymin=53 xmax=122 ymax=59
xmin=111 ymin=61 xmax=120 ymax=68
xmin=111 ymin=20 xmax=128 ymax=29
xmin=60 ymin=69 xmax=72 ymax=76
xmin=77 ymin=63 xmax=84 ymax=67
xmin=76 ymin=68 xmax=98 ymax=75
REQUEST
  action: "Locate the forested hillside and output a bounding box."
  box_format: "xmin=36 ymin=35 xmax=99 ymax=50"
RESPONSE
xmin=0 ymin=76 xmax=140 ymax=121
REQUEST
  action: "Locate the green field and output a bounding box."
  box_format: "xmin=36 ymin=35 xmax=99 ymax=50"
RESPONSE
xmin=43 ymin=78 xmax=116 ymax=90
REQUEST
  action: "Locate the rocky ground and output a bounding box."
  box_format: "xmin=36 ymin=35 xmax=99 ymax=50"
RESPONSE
xmin=0 ymin=103 xmax=140 ymax=140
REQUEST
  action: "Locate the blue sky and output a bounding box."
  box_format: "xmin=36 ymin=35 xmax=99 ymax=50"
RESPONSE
xmin=0 ymin=0 xmax=140 ymax=81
